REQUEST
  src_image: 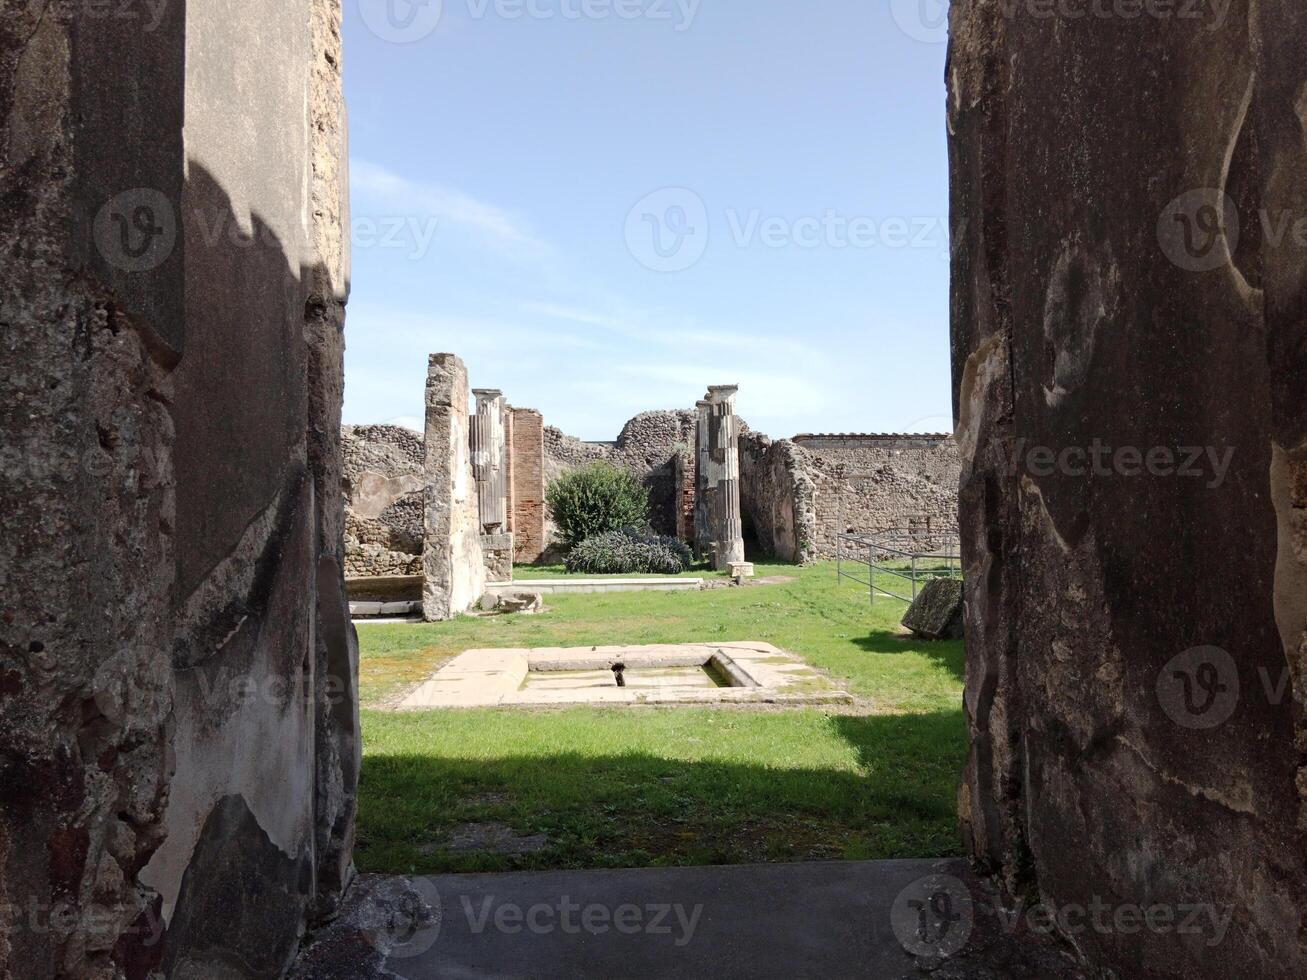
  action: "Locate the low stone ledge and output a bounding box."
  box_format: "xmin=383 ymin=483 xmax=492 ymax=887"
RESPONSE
xmin=486 ymin=578 xmax=704 ymax=595
xmin=345 ymin=575 xmax=423 ymax=602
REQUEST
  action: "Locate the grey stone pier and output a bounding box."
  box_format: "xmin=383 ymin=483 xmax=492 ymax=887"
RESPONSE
xmin=422 ymin=356 xmax=486 ymax=620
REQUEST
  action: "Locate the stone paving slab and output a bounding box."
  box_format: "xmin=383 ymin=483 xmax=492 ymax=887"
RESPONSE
xmin=291 ymin=860 xmax=1089 ymax=979
xmin=397 ymin=642 xmax=852 ymax=709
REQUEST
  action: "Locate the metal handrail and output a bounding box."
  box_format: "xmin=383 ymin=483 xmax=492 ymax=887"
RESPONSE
xmin=836 ymin=526 xmax=961 ymax=604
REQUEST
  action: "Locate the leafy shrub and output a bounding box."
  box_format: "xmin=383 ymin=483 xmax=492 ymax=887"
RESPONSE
xmin=546 ymin=463 xmax=650 ymax=550
xmin=565 ymin=529 xmax=693 ymax=576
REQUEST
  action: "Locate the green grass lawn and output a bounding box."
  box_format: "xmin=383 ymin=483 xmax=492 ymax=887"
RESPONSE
xmin=356 ymin=561 xmax=966 ymax=875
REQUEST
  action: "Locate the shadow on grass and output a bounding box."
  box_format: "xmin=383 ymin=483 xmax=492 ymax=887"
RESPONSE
xmin=356 ymin=710 xmax=965 ymax=876
xmin=852 ymin=629 xmax=965 ymax=683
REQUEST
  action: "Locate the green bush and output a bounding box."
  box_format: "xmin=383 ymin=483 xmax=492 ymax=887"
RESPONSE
xmin=546 ymin=463 xmax=650 ymax=550
xmin=565 ymin=529 xmax=693 ymax=576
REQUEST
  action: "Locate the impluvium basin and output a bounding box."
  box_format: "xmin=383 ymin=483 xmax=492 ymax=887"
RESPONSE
xmin=399 ymin=642 xmax=852 ymax=708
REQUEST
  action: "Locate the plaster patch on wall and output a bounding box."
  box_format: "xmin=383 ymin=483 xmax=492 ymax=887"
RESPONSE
xmin=1041 ymin=241 xmax=1118 ymax=408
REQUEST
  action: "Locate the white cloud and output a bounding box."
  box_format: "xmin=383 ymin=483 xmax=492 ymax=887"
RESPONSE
xmin=350 ymin=159 xmax=549 ymax=255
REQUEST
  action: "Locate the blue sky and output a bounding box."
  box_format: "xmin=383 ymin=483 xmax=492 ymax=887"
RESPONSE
xmin=342 ymin=0 xmax=953 ymax=440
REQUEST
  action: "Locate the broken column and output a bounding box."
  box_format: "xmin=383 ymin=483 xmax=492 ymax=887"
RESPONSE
xmin=471 ymin=389 xmax=513 ymax=582
xmin=699 ymin=386 xmax=746 ymax=570
xmin=422 ymin=356 xmax=485 ymax=620
xmin=950 ymin=1 xmax=1307 ymax=977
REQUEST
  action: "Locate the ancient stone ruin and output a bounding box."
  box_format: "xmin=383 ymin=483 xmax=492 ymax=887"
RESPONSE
xmin=344 ymin=367 xmax=960 ymax=613
xmin=10 ymin=0 xmax=1299 ymax=975
xmin=344 ymin=391 xmax=962 ymax=587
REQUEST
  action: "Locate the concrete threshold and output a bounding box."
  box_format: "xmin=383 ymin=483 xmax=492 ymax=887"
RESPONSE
xmin=291 ymin=859 xmax=1087 ymax=979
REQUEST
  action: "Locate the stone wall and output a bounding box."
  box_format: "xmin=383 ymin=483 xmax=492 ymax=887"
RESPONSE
xmin=342 ymin=425 xmax=424 ymax=577
xmin=950 ymin=2 xmax=1307 ymax=977
xmin=0 ymin=1 xmax=358 ymax=976
xmin=738 ymin=433 xmax=818 ymax=563
xmin=795 ymin=435 xmax=961 ymax=556
xmin=543 ymin=410 xmax=701 ymax=539
xmin=343 ymin=406 xmax=959 ymax=571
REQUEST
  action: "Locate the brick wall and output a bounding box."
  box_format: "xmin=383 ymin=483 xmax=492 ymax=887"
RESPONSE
xmin=509 ymin=407 xmax=546 ymax=563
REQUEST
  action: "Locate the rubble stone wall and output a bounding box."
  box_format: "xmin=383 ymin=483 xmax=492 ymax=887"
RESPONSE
xmin=738 ymin=433 xmax=818 ymax=563
xmin=543 ymin=410 xmax=702 ymax=539
xmin=795 ymin=436 xmax=961 ymax=556
xmin=342 ymin=425 xmax=424 ymax=577
xmin=949 ymin=1 xmax=1307 ymax=976
xmin=0 ymin=1 xmax=359 ymax=976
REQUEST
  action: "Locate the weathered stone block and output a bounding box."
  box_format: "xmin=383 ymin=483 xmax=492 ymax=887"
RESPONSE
xmin=480 ymin=532 xmax=515 ymax=584
xmin=900 ymin=579 xmax=963 ymax=640
xmin=479 ymin=591 xmax=545 ymax=615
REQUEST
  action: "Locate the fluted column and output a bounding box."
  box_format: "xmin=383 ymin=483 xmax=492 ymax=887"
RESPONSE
xmin=703 ymin=385 xmax=745 ymax=569
xmin=693 ymin=399 xmax=712 ymax=557
xmin=471 ymin=389 xmax=513 ymax=582
xmin=471 ymin=389 xmax=508 ymax=532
